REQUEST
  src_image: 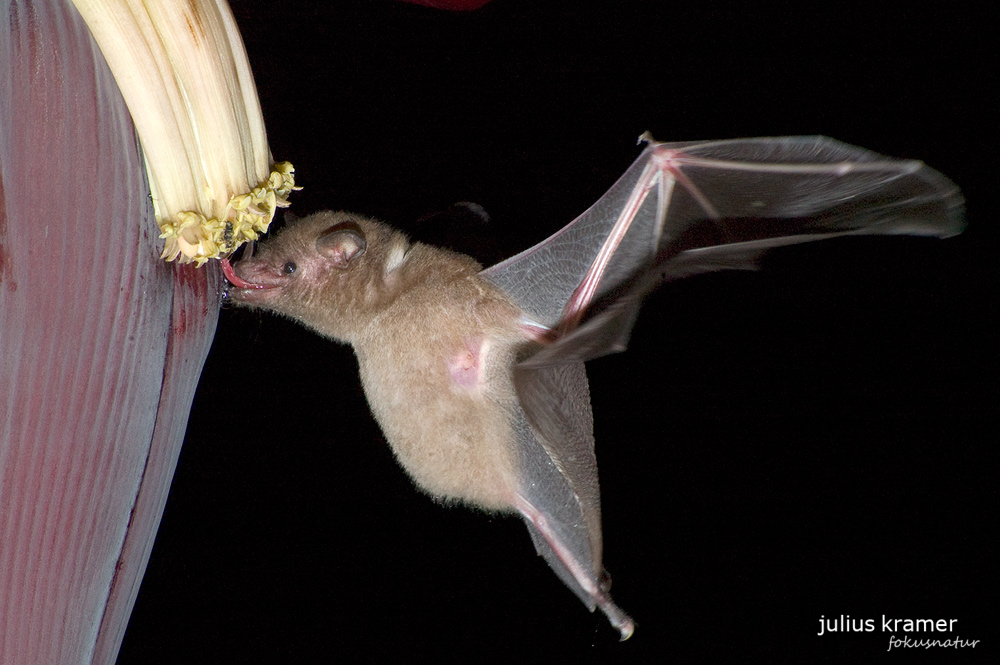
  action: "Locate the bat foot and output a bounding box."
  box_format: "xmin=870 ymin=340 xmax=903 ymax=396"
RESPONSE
xmin=596 ymin=592 xmax=635 ymax=640
xmin=515 ymin=496 xmax=635 ymax=639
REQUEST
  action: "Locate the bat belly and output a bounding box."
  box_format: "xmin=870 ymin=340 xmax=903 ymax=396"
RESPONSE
xmin=357 ymin=337 xmax=520 ymax=511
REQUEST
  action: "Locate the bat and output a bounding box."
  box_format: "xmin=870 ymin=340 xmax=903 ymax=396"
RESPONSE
xmin=221 ymin=135 xmax=963 ymax=639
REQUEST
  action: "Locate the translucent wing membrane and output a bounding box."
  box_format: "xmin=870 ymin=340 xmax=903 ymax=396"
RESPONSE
xmin=480 ymin=136 xmax=962 ymax=638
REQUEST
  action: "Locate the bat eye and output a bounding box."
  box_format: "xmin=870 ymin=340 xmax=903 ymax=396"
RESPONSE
xmin=282 ymin=261 xmax=297 ymax=275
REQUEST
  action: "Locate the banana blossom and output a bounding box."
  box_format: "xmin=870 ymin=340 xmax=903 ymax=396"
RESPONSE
xmin=70 ymin=0 xmax=297 ymax=265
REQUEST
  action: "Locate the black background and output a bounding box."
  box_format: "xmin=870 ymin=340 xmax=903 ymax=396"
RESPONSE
xmin=118 ymin=1 xmax=992 ymax=662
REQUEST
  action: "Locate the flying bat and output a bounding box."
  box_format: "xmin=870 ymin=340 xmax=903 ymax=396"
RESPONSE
xmin=222 ymin=136 xmax=963 ymax=639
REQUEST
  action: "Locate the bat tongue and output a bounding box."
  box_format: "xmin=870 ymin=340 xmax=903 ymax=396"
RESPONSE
xmin=220 ymin=258 xmax=278 ymax=290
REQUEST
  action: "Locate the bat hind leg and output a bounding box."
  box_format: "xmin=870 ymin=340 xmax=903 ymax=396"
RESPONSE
xmin=515 ymin=498 xmax=635 ymax=640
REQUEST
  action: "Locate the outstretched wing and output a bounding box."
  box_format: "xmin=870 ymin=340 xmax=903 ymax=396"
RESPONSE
xmin=484 ymin=136 xmax=963 ymax=359
xmin=479 ymin=136 xmax=963 ymax=639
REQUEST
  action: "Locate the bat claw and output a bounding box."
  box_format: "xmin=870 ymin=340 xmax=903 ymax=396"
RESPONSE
xmin=598 ymin=597 xmax=635 ymax=640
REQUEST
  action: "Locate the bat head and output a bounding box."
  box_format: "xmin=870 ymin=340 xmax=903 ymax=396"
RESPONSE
xmin=224 ymin=210 xmax=411 ymax=342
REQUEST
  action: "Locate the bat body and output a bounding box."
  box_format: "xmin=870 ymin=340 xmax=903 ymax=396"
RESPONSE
xmin=223 ymin=137 xmax=962 ymax=639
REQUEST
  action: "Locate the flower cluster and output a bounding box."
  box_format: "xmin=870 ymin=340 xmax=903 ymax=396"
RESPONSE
xmin=158 ymin=162 xmax=299 ymax=266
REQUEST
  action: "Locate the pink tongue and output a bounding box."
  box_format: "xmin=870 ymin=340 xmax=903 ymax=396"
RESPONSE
xmin=221 ymin=258 xmax=276 ymax=290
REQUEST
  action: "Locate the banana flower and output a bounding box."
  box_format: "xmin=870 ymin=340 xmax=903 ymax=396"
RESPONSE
xmin=70 ymin=0 xmax=298 ymax=265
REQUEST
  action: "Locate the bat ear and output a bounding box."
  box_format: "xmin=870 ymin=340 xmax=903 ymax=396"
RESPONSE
xmin=316 ymin=219 xmax=367 ymax=268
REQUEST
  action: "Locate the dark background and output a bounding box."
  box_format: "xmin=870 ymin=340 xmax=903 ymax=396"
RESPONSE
xmin=118 ymin=1 xmax=992 ymax=662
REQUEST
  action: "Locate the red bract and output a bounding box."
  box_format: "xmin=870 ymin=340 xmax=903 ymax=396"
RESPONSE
xmin=0 ymin=3 xmax=222 ymax=663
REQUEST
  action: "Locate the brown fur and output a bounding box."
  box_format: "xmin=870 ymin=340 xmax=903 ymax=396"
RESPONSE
xmin=228 ymin=211 xmax=529 ymax=510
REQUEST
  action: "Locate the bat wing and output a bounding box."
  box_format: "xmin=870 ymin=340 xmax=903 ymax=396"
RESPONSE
xmin=506 ymin=361 xmax=636 ymax=635
xmin=480 ymin=136 xmax=963 ymax=638
xmin=486 ymin=136 xmax=963 ymax=358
